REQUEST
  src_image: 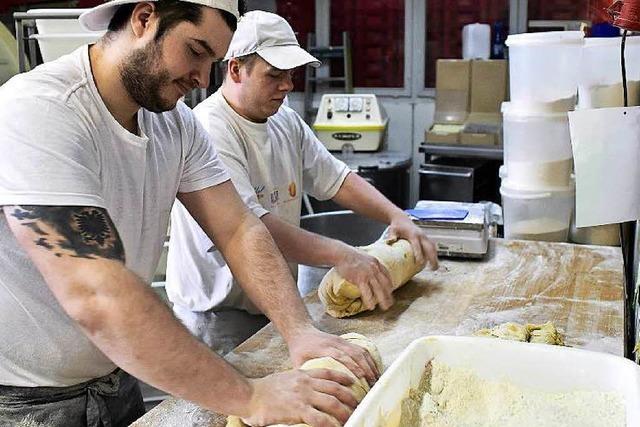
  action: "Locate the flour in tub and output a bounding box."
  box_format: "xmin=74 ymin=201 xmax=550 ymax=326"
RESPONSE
xmin=392 ymin=360 xmax=625 ymax=427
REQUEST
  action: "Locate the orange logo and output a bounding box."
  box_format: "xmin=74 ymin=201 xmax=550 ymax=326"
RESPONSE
xmin=288 ymin=182 xmax=297 ymax=197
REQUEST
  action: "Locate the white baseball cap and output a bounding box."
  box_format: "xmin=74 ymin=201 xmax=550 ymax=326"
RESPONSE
xmin=223 ymin=10 xmax=320 ymax=70
xmin=79 ymin=0 xmax=240 ymax=32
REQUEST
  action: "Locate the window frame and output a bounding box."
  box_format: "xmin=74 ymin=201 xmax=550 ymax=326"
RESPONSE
xmin=308 ymin=0 xmax=520 ymax=96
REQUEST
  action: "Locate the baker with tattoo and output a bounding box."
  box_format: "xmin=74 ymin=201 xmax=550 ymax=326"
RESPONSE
xmin=0 ymin=1 xmax=377 ymax=426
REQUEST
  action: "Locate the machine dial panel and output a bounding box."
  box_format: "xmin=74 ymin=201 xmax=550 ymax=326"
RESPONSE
xmin=348 ymin=97 xmax=364 ymax=112
xmin=334 ymin=97 xmax=349 ymax=112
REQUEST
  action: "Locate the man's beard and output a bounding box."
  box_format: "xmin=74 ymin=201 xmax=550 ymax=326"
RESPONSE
xmin=119 ymin=41 xmax=175 ymax=113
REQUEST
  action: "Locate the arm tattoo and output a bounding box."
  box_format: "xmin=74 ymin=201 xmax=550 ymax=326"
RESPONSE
xmin=10 ymin=206 xmax=125 ymax=261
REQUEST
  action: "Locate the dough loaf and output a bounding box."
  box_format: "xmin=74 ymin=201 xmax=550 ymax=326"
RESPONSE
xmin=318 ymin=239 xmax=426 ymax=318
xmin=226 ymin=333 xmax=381 ymax=427
xmin=474 ymin=321 xmax=564 ymax=345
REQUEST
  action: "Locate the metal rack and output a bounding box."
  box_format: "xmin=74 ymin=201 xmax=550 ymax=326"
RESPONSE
xmin=303 ymin=31 xmax=353 ymax=124
xmin=13 ymin=10 xmax=86 ymax=73
xmin=419 ymin=143 xmax=504 ymax=161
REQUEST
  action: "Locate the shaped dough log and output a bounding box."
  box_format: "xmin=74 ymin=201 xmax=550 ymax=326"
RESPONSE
xmin=474 ymin=321 xmax=564 ymax=345
xmin=527 ymin=322 xmax=565 ymax=345
xmin=318 ymin=239 xmax=426 ymax=318
xmin=226 ymin=333 xmax=381 ymax=427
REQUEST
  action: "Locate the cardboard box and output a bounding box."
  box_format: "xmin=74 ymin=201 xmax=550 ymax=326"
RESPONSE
xmin=425 ymin=124 xmax=464 ymax=145
xmin=464 ymin=113 xmax=502 ymax=146
xmin=460 ymin=132 xmax=497 ymax=146
xmin=470 ymin=60 xmax=508 ymax=114
xmin=435 ymin=59 xmax=471 ymax=124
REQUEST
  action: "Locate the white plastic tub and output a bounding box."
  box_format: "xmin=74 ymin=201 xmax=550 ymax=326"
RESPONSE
xmin=500 ymin=179 xmax=574 ymax=242
xmin=347 ymin=336 xmax=640 ymax=427
xmin=30 ymin=33 xmax=102 ymax=63
xmin=462 ymin=23 xmax=490 ymax=60
xmin=506 ymin=31 xmax=584 ymax=109
xmin=27 ymin=8 xmax=90 ymax=34
xmin=502 ymin=102 xmax=573 ymax=188
xmin=26 ymin=9 xmax=104 ymax=63
xmin=578 ymin=36 xmax=640 ymax=109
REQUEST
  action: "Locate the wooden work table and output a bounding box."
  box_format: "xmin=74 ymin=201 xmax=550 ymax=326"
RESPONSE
xmin=133 ymin=238 xmax=624 ymax=426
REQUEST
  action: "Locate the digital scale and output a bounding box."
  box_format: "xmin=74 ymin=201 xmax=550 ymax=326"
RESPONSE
xmin=313 ymin=94 xmax=388 ymax=152
xmin=408 ymin=200 xmax=491 ymax=259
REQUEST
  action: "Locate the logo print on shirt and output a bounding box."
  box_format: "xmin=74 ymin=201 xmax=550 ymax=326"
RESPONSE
xmin=254 ymin=185 xmax=266 ymax=200
xmin=288 ymin=182 xmax=297 ymax=198
xmin=270 ymin=189 xmax=279 ymax=204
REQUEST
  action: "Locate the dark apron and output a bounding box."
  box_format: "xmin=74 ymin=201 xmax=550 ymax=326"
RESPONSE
xmin=0 ymin=369 xmax=145 ymax=427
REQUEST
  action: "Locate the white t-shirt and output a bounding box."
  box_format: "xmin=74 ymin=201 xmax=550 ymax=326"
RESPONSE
xmin=0 ymin=46 xmax=229 ymax=387
xmin=166 ymin=89 xmax=349 ymax=314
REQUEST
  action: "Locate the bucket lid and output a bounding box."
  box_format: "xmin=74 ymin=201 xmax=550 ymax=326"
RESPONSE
xmin=501 ymin=102 xmax=571 ymax=118
xmin=506 ymin=31 xmax=584 ymax=47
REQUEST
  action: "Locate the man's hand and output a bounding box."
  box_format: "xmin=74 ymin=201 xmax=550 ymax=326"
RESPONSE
xmin=386 ymin=214 xmax=439 ymax=270
xmin=240 ymin=369 xmax=357 ymax=427
xmin=333 ymin=244 xmax=394 ymax=311
xmin=286 ymin=326 xmax=379 ymax=386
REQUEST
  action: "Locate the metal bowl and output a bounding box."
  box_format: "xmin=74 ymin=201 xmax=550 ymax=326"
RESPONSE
xmin=300 ymin=210 xmax=387 ymax=246
xmin=297 ymin=210 xmax=387 ymax=295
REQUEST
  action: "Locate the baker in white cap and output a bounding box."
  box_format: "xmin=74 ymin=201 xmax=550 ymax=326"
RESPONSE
xmin=167 ymin=10 xmax=438 ymax=353
xmin=0 ymin=2 xmax=377 ymax=427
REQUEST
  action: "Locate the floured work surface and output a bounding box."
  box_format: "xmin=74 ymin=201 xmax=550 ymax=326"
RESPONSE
xmin=399 ymin=360 xmax=625 ymax=427
xmin=133 ymin=239 xmax=623 ymax=427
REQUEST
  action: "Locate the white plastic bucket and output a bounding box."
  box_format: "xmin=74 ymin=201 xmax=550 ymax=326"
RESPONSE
xmin=502 ymin=102 xmax=574 ymax=189
xmin=27 ymin=9 xmax=91 ymax=34
xmin=578 ymin=36 xmax=640 ymax=109
xmin=506 ymin=31 xmax=584 ymax=109
xmin=569 ymin=212 xmax=620 ymax=246
xmin=30 ymin=33 xmax=102 ymax=63
xmin=462 ymin=23 xmax=491 ymax=60
xmin=26 ymin=9 xmax=104 ymax=63
xmin=501 ymin=179 xmax=574 ymax=242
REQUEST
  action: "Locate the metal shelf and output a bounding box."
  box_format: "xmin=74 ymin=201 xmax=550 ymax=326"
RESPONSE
xmin=420 ymin=143 xmax=503 ymax=160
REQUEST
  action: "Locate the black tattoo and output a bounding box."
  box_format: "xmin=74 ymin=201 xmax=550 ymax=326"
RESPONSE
xmin=11 ymin=206 xmax=125 ymax=261
xmin=35 ymin=237 xmax=53 ymax=250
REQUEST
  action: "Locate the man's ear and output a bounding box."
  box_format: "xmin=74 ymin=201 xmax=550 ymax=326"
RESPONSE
xmin=130 ymin=2 xmax=157 ymax=38
xmin=228 ymin=58 xmax=243 ymax=83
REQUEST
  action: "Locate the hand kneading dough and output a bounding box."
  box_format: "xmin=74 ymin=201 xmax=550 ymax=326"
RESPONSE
xmin=474 ymin=321 xmax=564 ymax=345
xmin=318 ymin=239 xmax=426 ymax=318
xmin=226 ymin=333 xmax=381 ymax=427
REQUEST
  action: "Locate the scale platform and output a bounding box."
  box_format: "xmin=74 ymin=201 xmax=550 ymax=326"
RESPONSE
xmin=409 ymin=200 xmax=490 ymax=259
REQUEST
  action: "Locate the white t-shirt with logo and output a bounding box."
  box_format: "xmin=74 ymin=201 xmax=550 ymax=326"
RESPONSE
xmin=0 ymin=46 xmax=230 ymax=387
xmin=166 ymin=89 xmax=349 ymax=314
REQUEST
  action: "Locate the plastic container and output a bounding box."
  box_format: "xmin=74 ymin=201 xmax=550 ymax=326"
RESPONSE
xmin=506 ymin=31 xmax=584 ymax=109
xmin=463 ymin=23 xmax=491 ymax=60
xmin=500 ymin=178 xmax=574 ymax=242
xmin=26 ymin=9 xmax=104 ymax=63
xmin=578 ymin=36 xmax=640 ymax=109
xmin=569 ymin=212 xmax=620 ymax=246
xmin=30 ymin=33 xmax=102 ymax=62
xmin=26 ymin=9 xmax=91 ymax=34
xmin=502 ymin=102 xmax=574 ymax=189
xmin=346 ymin=336 xmax=640 ymax=426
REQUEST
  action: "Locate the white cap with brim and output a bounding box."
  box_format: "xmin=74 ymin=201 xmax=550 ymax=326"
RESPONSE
xmin=79 ymin=0 xmax=240 ymax=32
xmin=223 ymin=10 xmax=320 ymax=70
